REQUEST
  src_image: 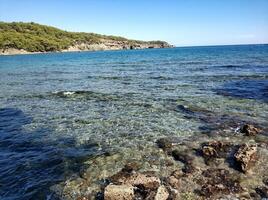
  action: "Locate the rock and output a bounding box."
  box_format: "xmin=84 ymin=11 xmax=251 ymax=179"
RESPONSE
xmin=201 ymin=141 xmax=232 ymax=165
xmin=166 ymin=176 xmax=180 ymax=189
xmin=200 ymin=168 xmax=242 ymax=197
xmin=110 ymin=170 xmax=160 ymax=191
xmin=255 ymin=187 xmax=268 ymax=198
xmin=154 ymin=185 xmax=169 ymax=200
xmin=171 ymin=150 xmax=195 ymax=174
xmin=263 ymin=178 xmax=268 ymax=186
xmin=171 ymin=150 xmax=193 ymax=164
xmin=240 ymin=124 xmax=261 ymax=136
xmin=121 ymin=162 xmax=140 ymax=173
xmin=104 ymin=184 xmax=134 ymax=200
xmin=202 ymin=146 xmax=218 ymax=157
xmin=156 ymin=138 xmax=173 ymax=151
xmin=125 ymin=173 xmax=161 ymax=190
xmin=77 ymin=197 xmax=90 ymax=200
xmin=249 ymin=192 xmax=261 ymax=199
xmin=182 ymin=164 xmax=196 ymax=174
xmin=234 ymin=144 xmax=257 ymax=173
xmin=199 ymin=168 xmax=242 ymax=198
xmin=171 ymin=170 xmax=183 ymax=179
xmin=109 ymin=170 xmax=132 ymax=185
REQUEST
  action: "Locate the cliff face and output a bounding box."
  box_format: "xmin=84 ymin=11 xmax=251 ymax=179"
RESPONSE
xmin=0 ymin=22 xmax=173 ymax=55
xmin=63 ymin=39 xmax=172 ymax=52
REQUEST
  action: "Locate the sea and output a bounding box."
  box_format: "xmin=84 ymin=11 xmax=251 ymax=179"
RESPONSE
xmin=0 ymin=44 xmax=267 ymax=199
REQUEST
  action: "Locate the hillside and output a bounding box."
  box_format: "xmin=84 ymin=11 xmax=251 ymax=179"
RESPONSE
xmin=0 ymin=22 xmax=172 ymax=55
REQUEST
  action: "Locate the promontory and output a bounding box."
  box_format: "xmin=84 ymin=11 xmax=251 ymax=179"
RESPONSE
xmin=0 ymin=22 xmax=173 ymax=55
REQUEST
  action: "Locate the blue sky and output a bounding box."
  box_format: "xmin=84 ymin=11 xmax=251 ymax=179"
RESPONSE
xmin=0 ymin=0 xmax=268 ymax=46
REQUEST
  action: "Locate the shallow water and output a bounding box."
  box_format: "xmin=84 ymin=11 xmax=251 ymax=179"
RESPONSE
xmin=0 ymin=45 xmax=268 ymax=199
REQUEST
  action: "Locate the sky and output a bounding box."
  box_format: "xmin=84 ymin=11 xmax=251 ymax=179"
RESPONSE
xmin=0 ymin=0 xmax=268 ymax=46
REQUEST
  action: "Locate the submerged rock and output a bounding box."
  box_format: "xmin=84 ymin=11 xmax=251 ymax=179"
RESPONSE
xmin=171 ymin=150 xmax=196 ymax=174
xmin=104 ymin=184 xmax=134 ymax=200
xmin=199 ymin=168 xmax=242 ymax=198
xmin=201 ymin=141 xmax=232 ymax=165
xmin=171 ymin=150 xmax=193 ymax=164
xmin=121 ymin=162 xmax=140 ymax=173
xmin=240 ymin=124 xmax=261 ymax=136
xmin=156 ymin=138 xmax=173 ymax=152
xmin=263 ymin=178 xmax=268 ymax=186
xmin=234 ymin=144 xmax=257 ymax=173
xmin=255 ymin=186 xmax=268 ymax=198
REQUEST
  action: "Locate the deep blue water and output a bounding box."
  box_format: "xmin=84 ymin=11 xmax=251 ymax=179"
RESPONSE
xmin=0 ymin=45 xmax=268 ymax=199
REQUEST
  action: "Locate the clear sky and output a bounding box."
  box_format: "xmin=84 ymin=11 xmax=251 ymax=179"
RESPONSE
xmin=0 ymin=0 xmax=268 ymax=46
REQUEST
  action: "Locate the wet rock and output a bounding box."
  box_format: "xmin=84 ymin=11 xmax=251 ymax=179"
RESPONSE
xmin=171 ymin=150 xmax=195 ymax=174
xmin=202 ymin=145 xmax=218 ymax=158
xmin=165 ymin=176 xmax=180 ymax=189
xmin=171 ymin=170 xmax=184 ymax=179
xmin=249 ymin=192 xmax=261 ymax=199
xmin=104 ymin=184 xmax=134 ymax=200
xmin=263 ymin=178 xmax=268 ymax=186
xmin=199 ymin=168 xmax=242 ymax=198
xmin=77 ymin=197 xmax=91 ymax=200
xmin=156 ymin=138 xmax=173 ymax=152
xmin=110 ymin=170 xmax=160 ymax=191
xmin=201 ymin=141 xmax=234 ymax=166
xmin=154 ymin=185 xmax=169 ymax=200
xmin=202 ymin=141 xmax=231 ymax=157
xmin=255 ymin=186 xmax=268 ymax=198
xmin=125 ymin=173 xmax=161 ymax=190
xmin=234 ymin=144 xmax=257 ymax=173
xmin=182 ymin=164 xmax=196 ymax=174
xmin=109 ymin=171 xmax=132 ymax=185
xmin=108 ymin=162 xmax=140 ymax=184
xmin=240 ymin=124 xmax=261 ymax=136
xmin=171 ymin=150 xmax=193 ymax=164
xmin=176 ymin=104 xmax=246 ymax=135
xmin=122 ymin=162 xmax=140 ymax=173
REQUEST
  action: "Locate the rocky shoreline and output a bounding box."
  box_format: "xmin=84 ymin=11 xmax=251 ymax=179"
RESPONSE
xmin=50 ymin=104 xmax=268 ymax=200
xmin=0 ymin=40 xmax=173 ymax=56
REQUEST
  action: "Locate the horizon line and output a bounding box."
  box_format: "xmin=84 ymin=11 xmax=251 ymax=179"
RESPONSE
xmin=174 ymin=43 xmax=268 ymax=48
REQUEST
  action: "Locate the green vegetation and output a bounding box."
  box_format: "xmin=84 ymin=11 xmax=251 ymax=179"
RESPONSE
xmin=0 ymin=22 xmax=167 ymax=52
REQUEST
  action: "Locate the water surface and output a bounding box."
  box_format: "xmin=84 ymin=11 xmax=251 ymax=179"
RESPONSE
xmin=0 ymin=45 xmax=268 ymax=199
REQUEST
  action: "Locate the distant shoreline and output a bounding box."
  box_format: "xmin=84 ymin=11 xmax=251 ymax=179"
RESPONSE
xmin=0 ymin=22 xmax=173 ymax=56
xmin=0 ymin=46 xmax=173 ymax=56
xmin=1 ymin=43 xmax=267 ymax=56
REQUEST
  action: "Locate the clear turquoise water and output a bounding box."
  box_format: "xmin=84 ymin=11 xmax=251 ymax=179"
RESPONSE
xmin=0 ymin=45 xmax=268 ymax=199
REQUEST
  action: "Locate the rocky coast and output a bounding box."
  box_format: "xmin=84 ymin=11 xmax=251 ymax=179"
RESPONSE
xmin=0 ymin=22 xmax=173 ymax=55
xmin=0 ymin=41 xmax=172 ymax=56
xmin=52 ymin=104 xmax=268 ymax=200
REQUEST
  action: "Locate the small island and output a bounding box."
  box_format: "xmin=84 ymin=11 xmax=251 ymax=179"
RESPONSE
xmin=0 ymin=22 xmax=173 ymax=55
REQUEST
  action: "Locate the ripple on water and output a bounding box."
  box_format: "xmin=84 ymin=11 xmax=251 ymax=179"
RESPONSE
xmin=216 ymin=79 xmax=268 ymax=103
